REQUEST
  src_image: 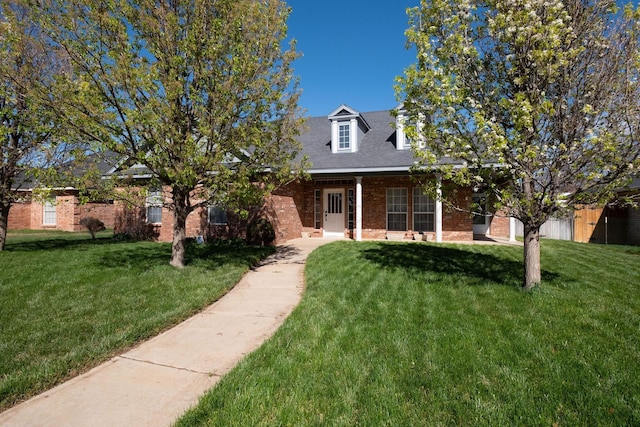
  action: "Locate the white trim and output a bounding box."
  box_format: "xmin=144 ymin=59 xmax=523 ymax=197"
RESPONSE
xmin=145 ymin=188 xmax=163 ymax=225
xmin=338 ymin=122 xmax=351 ymax=151
xmin=356 ymin=176 xmax=362 ymax=241
xmin=308 ymin=166 xmax=413 ymax=174
xmin=435 ymin=175 xmax=443 ymax=242
xmin=104 ymin=173 xmax=155 ymax=180
xmin=307 ymin=163 xmax=502 ymax=175
xmin=331 ymin=120 xmax=339 ymax=154
xmin=396 ymin=115 xmax=409 ymax=150
xmin=327 ymin=104 xmax=359 ymax=119
xmin=509 ymin=217 xmax=516 ymax=241
xmin=43 ymin=200 xmax=57 ymax=226
xmin=350 ymin=118 xmax=358 ymax=152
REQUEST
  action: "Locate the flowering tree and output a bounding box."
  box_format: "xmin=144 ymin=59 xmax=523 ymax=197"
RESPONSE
xmin=38 ymin=0 xmax=305 ymax=267
xmin=396 ymin=0 xmax=640 ymax=289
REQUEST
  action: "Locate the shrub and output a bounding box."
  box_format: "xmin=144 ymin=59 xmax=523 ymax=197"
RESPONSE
xmin=246 ymin=218 xmax=275 ymax=247
xmin=113 ymin=206 xmax=159 ymax=241
xmin=79 ymin=217 xmax=106 ymax=240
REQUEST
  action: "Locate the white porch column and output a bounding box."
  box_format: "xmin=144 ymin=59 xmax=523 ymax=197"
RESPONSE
xmin=509 ymin=216 xmax=516 ymax=242
xmin=435 ymin=174 xmax=443 ymax=243
xmin=356 ymin=176 xmax=363 ymax=241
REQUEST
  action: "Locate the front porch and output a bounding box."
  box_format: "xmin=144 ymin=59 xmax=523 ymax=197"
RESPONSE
xmin=280 ymin=175 xmax=516 ymax=243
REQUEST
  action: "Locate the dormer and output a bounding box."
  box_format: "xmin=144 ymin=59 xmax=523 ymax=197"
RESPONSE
xmin=395 ymin=104 xmax=410 ymax=150
xmin=395 ymin=103 xmax=425 ymax=151
xmin=327 ymin=104 xmax=370 ymax=153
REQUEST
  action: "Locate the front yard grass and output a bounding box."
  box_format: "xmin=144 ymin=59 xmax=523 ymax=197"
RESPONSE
xmin=177 ymin=239 xmax=640 ymax=426
xmin=0 ymin=230 xmax=273 ymax=411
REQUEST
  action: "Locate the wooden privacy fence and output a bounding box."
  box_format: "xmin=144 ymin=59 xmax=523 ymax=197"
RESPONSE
xmin=574 ymin=206 xmax=604 ymax=244
xmin=574 ymin=205 xmax=633 ymax=245
xmin=515 ymin=205 xmax=639 ymax=245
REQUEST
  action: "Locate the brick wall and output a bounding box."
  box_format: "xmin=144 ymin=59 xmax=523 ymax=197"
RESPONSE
xmin=113 ymin=187 xmax=168 ymax=241
xmin=264 ymin=181 xmax=306 ymax=244
xmin=8 ymin=191 xmax=116 ymax=234
xmin=56 ymin=195 xmax=80 ymax=231
xmin=112 ymin=177 xmax=478 ymax=244
xmin=113 ymin=185 xmax=251 ymax=243
xmin=30 ymin=200 xmax=44 ymax=229
xmin=442 ymin=187 xmax=473 ymax=241
xmin=80 ymin=202 xmax=116 ymax=229
xmin=7 ymin=201 xmax=31 ymax=229
xmin=489 ymin=209 xmax=511 ymax=239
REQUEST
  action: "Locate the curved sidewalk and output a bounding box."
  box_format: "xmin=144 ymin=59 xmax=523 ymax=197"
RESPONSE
xmin=0 ymin=238 xmax=328 ymax=427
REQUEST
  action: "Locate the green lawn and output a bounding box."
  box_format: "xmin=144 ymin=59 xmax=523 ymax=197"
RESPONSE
xmin=177 ymin=239 xmax=640 ymax=426
xmin=0 ymin=230 xmax=273 ymax=411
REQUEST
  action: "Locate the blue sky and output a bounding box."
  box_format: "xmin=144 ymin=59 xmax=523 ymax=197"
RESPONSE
xmin=285 ymin=1 xmax=419 ymax=118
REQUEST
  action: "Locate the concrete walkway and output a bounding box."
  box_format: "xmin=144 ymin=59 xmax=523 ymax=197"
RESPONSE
xmin=0 ymin=238 xmax=328 ymax=427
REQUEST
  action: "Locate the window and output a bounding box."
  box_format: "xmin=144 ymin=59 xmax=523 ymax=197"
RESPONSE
xmin=400 ymin=116 xmax=412 ymax=150
xmin=404 ymin=132 xmax=412 ymax=149
xmin=314 ymin=190 xmax=321 ymax=229
xmin=387 ymin=188 xmax=407 ymax=231
xmin=407 ymin=119 xmax=426 ymax=149
xmin=208 ymin=206 xmax=228 ymax=225
xmin=43 ymin=200 xmax=56 ymax=226
xmin=473 ymin=195 xmax=487 ymax=224
xmin=397 ymin=112 xmax=426 ymax=150
xmin=146 ymin=188 xmax=162 ymax=224
xmin=338 ymin=123 xmax=350 ymax=150
xmin=413 ymin=188 xmax=435 ymax=232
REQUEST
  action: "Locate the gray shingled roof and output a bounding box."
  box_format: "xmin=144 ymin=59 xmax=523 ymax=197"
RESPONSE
xmin=11 ymin=151 xmax=120 ymax=191
xmin=299 ymin=110 xmax=417 ymax=174
xmin=103 ymin=108 xmax=460 ymax=179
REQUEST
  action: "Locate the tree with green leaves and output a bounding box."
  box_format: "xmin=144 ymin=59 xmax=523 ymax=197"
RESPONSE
xmin=0 ymin=0 xmax=70 ymax=251
xmin=396 ymin=0 xmax=640 ymax=290
xmin=38 ymin=0 xmax=305 ymax=267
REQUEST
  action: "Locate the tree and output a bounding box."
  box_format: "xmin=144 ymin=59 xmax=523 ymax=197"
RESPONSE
xmin=38 ymin=0 xmax=305 ymax=267
xmin=396 ymin=0 xmax=640 ymax=290
xmin=0 ymin=0 xmax=68 ymax=251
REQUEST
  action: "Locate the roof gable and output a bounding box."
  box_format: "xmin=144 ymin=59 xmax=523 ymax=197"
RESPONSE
xmin=327 ymin=104 xmax=371 ymax=133
xmin=327 ymin=104 xmax=359 ymax=119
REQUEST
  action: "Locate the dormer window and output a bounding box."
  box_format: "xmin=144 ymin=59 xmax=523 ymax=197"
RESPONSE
xmin=328 ymin=104 xmax=370 ymax=154
xmin=338 ymin=123 xmax=351 ymax=150
xmin=396 ymin=115 xmax=410 ymax=150
xmin=395 ymin=104 xmax=426 ymax=151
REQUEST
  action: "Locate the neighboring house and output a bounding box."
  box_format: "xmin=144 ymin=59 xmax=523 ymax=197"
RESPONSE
xmin=7 ymin=155 xmax=117 ymax=233
xmin=109 ymin=104 xmax=514 ymax=244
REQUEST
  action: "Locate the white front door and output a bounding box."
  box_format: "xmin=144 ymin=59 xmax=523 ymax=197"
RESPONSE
xmin=323 ymin=189 xmax=345 ymax=237
xmin=472 ymin=194 xmax=490 ymax=235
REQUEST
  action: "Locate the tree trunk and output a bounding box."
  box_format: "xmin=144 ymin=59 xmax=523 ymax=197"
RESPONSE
xmin=169 ymin=188 xmax=190 ymax=268
xmin=0 ymin=201 xmax=9 ymax=251
xmin=523 ymin=223 xmax=541 ymax=290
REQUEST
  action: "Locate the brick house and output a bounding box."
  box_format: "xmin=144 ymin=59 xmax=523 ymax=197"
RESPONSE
xmin=8 ymin=191 xmax=115 ymax=232
xmin=7 ymin=156 xmax=117 ymax=233
xmin=115 ymin=105 xmax=515 ymax=244
xmin=267 ymin=104 xmax=513 ymax=243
